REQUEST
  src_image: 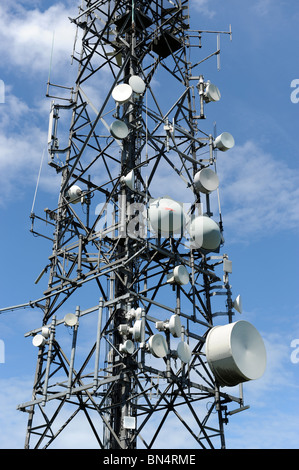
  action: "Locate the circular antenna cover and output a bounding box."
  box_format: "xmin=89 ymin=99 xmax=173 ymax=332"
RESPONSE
xmin=168 ymin=314 xmax=182 ymax=338
xmin=177 ymin=342 xmax=192 ymax=364
xmin=64 ymin=313 xmax=77 ymax=327
xmin=204 ymin=82 xmax=221 ymax=102
xmin=41 ymin=327 xmax=50 ymax=339
xmin=214 ymin=132 xmax=235 ymax=152
xmin=189 ymin=215 xmax=221 ymax=251
xmin=132 ymin=319 xmax=143 ymax=342
xmin=122 ymin=170 xmax=135 ymax=190
xmin=148 ymin=197 xmax=186 ymax=236
xmin=234 ymin=294 xmax=243 ymax=314
xmin=32 ymin=334 xmax=46 ymax=348
xmin=110 ymin=120 xmax=129 ymax=139
xmin=129 ymin=75 xmax=146 ymax=95
xmin=148 ymin=334 xmax=168 ymax=358
xmin=122 ymin=339 xmax=135 ymax=355
xmin=194 ymin=168 xmax=219 ymax=194
xmin=173 ymin=265 xmax=189 ymax=285
xmin=112 ymin=83 xmax=133 ymax=104
xmin=67 ymin=185 xmax=82 ymax=204
xmin=205 ymin=320 xmax=267 ymax=387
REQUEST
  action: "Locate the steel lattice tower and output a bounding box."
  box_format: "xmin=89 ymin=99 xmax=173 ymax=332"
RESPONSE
xmin=13 ymin=0 xmax=266 ymax=450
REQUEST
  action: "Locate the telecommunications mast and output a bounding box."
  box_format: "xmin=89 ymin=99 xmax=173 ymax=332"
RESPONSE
xmin=14 ymin=0 xmax=266 ymax=449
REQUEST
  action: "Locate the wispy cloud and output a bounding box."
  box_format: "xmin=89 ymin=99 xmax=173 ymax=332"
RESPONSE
xmin=0 ymin=2 xmax=78 ymax=76
xmin=193 ymin=0 xmax=216 ymax=18
xmin=225 ymin=330 xmax=299 ymax=449
xmin=216 ymin=140 xmax=299 ymax=242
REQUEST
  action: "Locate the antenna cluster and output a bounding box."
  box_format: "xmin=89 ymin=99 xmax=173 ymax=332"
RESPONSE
xmin=6 ymin=0 xmax=267 ymax=450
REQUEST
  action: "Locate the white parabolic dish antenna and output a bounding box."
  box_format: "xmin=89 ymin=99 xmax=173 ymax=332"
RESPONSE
xmin=205 ymin=320 xmax=267 ymax=387
xmin=193 ymin=168 xmax=219 ymax=194
xmin=110 ymin=120 xmax=129 ymax=140
xmin=177 ymin=341 xmax=192 ymax=364
xmin=204 ymin=82 xmax=221 ymax=102
xmin=67 ymin=185 xmax=82 ymax=204
xmin=129 ymin=75 xmax=146 ymax=95
xmin=173 ymin=265 xmax=189 ymax=286
xmin=168 ymin=314 xmax=182 ymax=338
xmin=148 ymin=197 xmax=186 ymax=236
xmin=122 ymin=170 xmax=135 ymax=190
xmin=112 ymin=83 xmax=133 ymax=104
xmin=64 ymin=313 xmax=77 ymax=327
xmin=148 ymin=334 xmax=168 ymax=358
xmin=214 ymin=132 xmax=235 ymax=152
xmin=234 ymin=294 xmax=243 ymax=314
xmin=32 ymin=334 xmax=46 ymax=348
xmin=120 ymin=340 xmax=135 ymax=355
xmin=189 ymin=215 xmax=221 ymax=251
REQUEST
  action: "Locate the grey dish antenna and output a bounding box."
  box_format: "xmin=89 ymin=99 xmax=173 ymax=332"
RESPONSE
xmin=110 ymin=120 xmax=129 ymax=139
xmin=129 ymin=75 xmax=146 ymax=96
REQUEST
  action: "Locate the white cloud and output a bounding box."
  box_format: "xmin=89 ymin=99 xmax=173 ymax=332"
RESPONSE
xmin=193 ymin=0 xmax=216 ymax=18
xmin=0 ymin=377 xmax=32 ymax=448
xmin=253 ymin=0 xmax=272 ymax=16
xmin=0 ymin=2 xmax=78 ymax=76
xmin=0 ymin=90 xmax=60 ymax=204
xmin=216 ymin=140 xmax=299 ymax=242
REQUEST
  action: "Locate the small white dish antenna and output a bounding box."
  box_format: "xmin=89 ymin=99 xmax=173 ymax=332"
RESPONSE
xmin=41 ymin=327 xmax=50 ymax=339
xmin=120 ymin=339 xmax=135 ymax=355
xmin=67 ymin=185 xmax=82 ymax=204
xmin=131 ymin=319 xmax=143 ymax=342
xmin=177 ymin=341 xmax=192 ymax=364
xmin=64 ymin=313 xmax=78 ymax=327
xmin=173 ymin=265 xmax=190 ymax=286
xmin=206 ymin=320 xmax=267 ymax=387
xmin=134 ymin=307 xmax=142 ymax=319
xmin=189 ymin=215 xmax=221 ymax=251
xmin=112 ymin=83 xmax=133 ymax=104
xmin=126 ymin=306 xmax=142 ymax=321
xmin=204 ymin=82 xmax=221 ymax=102
xmin=110 ymin=120 xmax=129 ymax=140
xmin=193 ymin=168 xmax=219 ymax=194
xmin=233 ymin=294 xmax=243 ymax=314
xmin=129 ymin=75 xmax=146 ymax=96
xmin=121 ymin=170 xmax=135 ymax=190
xmin=148 ymin=334 xmax=168 ymax=358
xmin=32 ymin=334 xmax=47 ymax=348
xmin=123 ymin=416 xmax=136 ymax=430
xmin=167 ymin=265 xmax=189 ymax=286
xmin=168 ymin=314 xmax=182 ymax=338
xmin=214 ymin=132 xmax=235 ymax=152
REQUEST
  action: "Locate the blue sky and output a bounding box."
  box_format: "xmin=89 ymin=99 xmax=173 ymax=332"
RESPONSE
xmin=0 ymin=0 xmax=299 ymax=449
